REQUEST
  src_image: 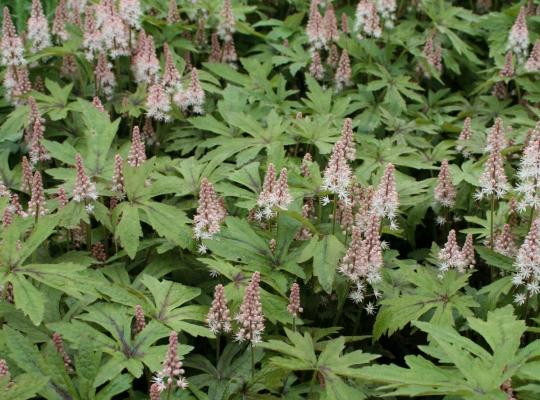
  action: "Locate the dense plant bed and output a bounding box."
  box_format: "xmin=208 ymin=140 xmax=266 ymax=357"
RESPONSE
xmin=1 ymin=0 xmax=540 ymax=399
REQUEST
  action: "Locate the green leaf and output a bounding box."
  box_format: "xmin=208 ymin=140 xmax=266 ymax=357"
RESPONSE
xmin=115 ymin=204 xmax=142 ymax=259
xmin=11 ymin=274 xmax=46 ymax=325
xmin=313 ymin=235 xmax=344 ymax=294
xmin=0 ymin=106 xmax=28 ymax=142
xmin=78 ymin=99 xmax=121 ymax=176
xmin=475 ymin=246 xmax=514 ymax=272
xmin=373 ymin=266 xmax=478 ymax=340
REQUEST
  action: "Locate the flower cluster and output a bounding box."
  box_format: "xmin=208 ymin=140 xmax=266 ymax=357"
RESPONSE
xmin=507 ymin=6 xmax=529 ymax=61
xmin=372 ymin=163 xmax=399 ymax=229
xmin=193 ymin=178 xmax=227 ymax=240
xmin=72 ymin=154 xmax=98 ymax=203
xmin=457 ymin=117 xmax=473 ymax=156
xmin=516 ymin=122 xmax=540 ymax=211
xmin=513 ymin=219 xmax=540 ymax=303
xmin=28 ymin=0 xmax=51 ymax=54
xmin=111 ymin=154 xmax=126 ymax=199
xmin=525 ymin=40 xmax=540 ymax=72
xmin=27 ymin=171 xmax=48 ymax=217
xmin=355 ymin=0 xmax=382 ymax=38
xmin=340 ymin=214 xmax=383 ymax=303
xmin=52 ymin=332 xmax=73 ymax=373
xmin=438 ymin=229 xmax=474 ymax=274
xmin=207 ymin=284 xmax=232 ymax=334
xmin=256 ymin=164 xmax=292 ymax=219
xmin=476 ymin=119 xmax=509 ymax=200
xmin=376 ymin=0 xmax=397 ymax=28
xmin=134 ymin=305 xmax=146 ymax=334
xmin=287 ymin=282 xmax=303 ymax=318
xmin=434 ymin=160 xmax=456 ymax=208
xmin=321 ymin=121 xmax=358 ymax=201
xmin=153 ymin=331 xmax=188 ymax=392
xmin=1 ymin=7 xmax=25 ymax=66
xmin=235 ymin=271 xmax=265 ymax=344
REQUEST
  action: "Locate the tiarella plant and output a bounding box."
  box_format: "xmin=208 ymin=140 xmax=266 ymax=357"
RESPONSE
xmin=1 ymin=1 xmax=540 ymax=399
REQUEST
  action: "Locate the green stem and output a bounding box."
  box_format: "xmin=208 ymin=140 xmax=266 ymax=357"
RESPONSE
xmin=489 ymin=195 xmax=495 ymax=249
xmin=331 ymin=195 xmax=338 ymax=234
xmin=333 ymin=282 xmax=351 ymax=326
xmin=85 ymin=221 xmax=92 ymax=251
xmin=250 ymin=343 xmax=255 ymax=379
xmin=275 ymin=210 xmax=280 ymax=237
xmin=522 ymin=291 xmax=530 ymax=322
xmin=317 ymin=195 xmax=322 ymax=225
xmin=528 ymin=207 xmax=536 ymax=232
xmin=352 ymin=306 xmax=362 ymax=335
xmin=216 ymin=334 xmax=220 ymax=362
xmin=307 ymin=371 xmax=317 ymax=399
xmin=292 ymin=317 xmax=296 ymax=332
xmin=489 ymin=195 xmax=496 ymax=282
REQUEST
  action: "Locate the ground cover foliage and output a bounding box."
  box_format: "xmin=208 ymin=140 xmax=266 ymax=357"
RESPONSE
xmin=1 ymin=0 xmax=540 ymax=399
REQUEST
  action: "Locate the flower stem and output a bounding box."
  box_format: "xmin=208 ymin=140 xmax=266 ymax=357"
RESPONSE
xmin=292 ymin=317 xmax=296 ymax=332
xmin=250 ymin=343 xmax=255 ymax=379
xmin=489 ymin=194 xmax=495 ymax=249
xmin=308 ymin=371 xmax=317 ymax=398
xmin=522 ymin=291 xmax=530 ymax=322
xmin=331 ymin=195 xmax=337 ymax=234
xmin=216 ymin=334 xmax=220 ymax=362
xmin=528 ymin=207 xmax=536 ymax=232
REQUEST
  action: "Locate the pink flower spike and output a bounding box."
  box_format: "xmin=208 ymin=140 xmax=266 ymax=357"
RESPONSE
xmin=127 ymin=126 xmax=146 ymax=167
xmin=306 ymin=0 xmax=326 ymax=49
xmin=309 ymin=50 xmax=324 ymax=81
xmin=207 ymin=284 xmax=232 ymax=334
xmin=52 ymin=0 xmax=69 ymax=42
xmin=218 ymin=0 xmax=236 ymax=41
xmin=434 ymin=160 xmax=456 ymax=208
xmin=119 ymin=0 xmax=142 ymax=30
xmin=56 ymin=187 xmax=68 ymax=208
xmin=273 ymin=168 xmax=293 ymax=210
xmin=513 ymin=218 xmax=540 ymax=294
xmin=158 ymin=331 xmax=188 ymax=389
xmin=462 ymin=233 xmax=476 ymax=268
xmin=322 ymin=139 xmax=352 ymax=201
xmin=335 ymin=50 xmax=352 ymax=91
xmin=500 ymin=52 xmax=514 ymax=78
xmin=72 ymin=154 xmax=98 ymax=202
xmin=354 ymin=0 xmax=382 ymax=39
xmin=508 ymin=6 xmax=529 ymax=61
xmin=146 ymin=82 xmax=171 ymax=122
xmin=95 ymin=53 xmax=116 ymax=99
xmin=167 ymin=0 xmax=181 ymax=24
xmin=21 ymin=156 xmax=33 ymax=192
xmin=339 ymin=118 xmax=356 ymax=161
xmin=28 ymin=0 xmax=51 ymax=54
xmin=193 ymin=178 xmax=227 ymax=240
xmin=372 ymin=163 xmax=399 ymax=229
xmin=438 ymin=229 xmax=465 ymax=273
xmin=28 ymin=170 xmax=48 ymax=217
xmin=134 ymin=304 xmax=146 ymax=334
xmin=162 ymin=43 xmax=182 ymax=94
xmin=525 ymin=40 xmax=540 ymax=72
xmin=52 ymin=332 xmax=73 ymax=373
xmin=287 ymin=282 xmax=303 ymax=318
xmin=235 ymin=271 xmax=265 ymax=344
xmin=324 ymin=3 xmax=339 ymax=43
xmin=92 ymin=96 xmax=106 ymax=113
xmin=1 ymin=7 xmax=25 ymax=66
